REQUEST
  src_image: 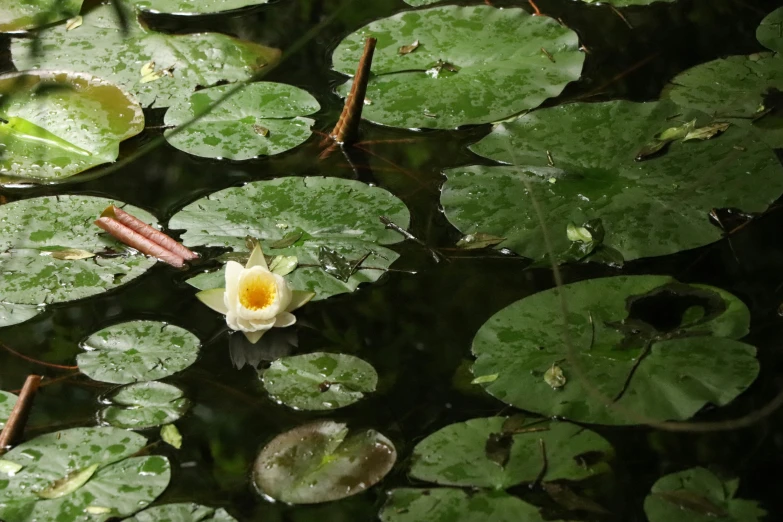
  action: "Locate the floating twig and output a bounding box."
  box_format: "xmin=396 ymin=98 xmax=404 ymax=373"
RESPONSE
xmin=531 ymin=439 xmax=548 ymax=489
xmin=0 ymin=375 xmax=42 ymax=453
xmin=1 ymin=342 xmax=78 ymax=370
xmin=95 ymin=217 xmax=185 ymax=268
xmin=102 ymin=206 xmax=198 ymax=261
xmin=379 ymin=215 xmax=444 ymax=263
xmin=331 ymin=37 xmax=377 ymax=146
xmin=613 ymin=339 xmax=652 ymax=402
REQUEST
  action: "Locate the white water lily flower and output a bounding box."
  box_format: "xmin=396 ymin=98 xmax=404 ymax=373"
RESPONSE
xmin=196 ymin=244 xmax=314 ymax=344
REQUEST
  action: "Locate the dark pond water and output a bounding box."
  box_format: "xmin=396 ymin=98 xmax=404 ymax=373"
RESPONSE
xmin=2 ymin=0 xmax=783 ymax=520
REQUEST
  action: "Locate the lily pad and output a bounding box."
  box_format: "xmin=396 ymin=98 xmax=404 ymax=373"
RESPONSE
xmin=0 ymin=427 xmax=170 ymax=522
xmin=577 ymin=0 xmax=676 ymax=5
xmin=169 ymin=176 xmax=410 ymax=300
xmin=644 ymin=467 xmax=765 ymax=522
xmin=253 ymin=420 xmax=397 ymax=504
xmin=410 ymin=417 xmax=612 ymax=489
xmin=127 ymin=503 xmax=238 ymax=522
xmin=452 ymin=100 xmax=783 ymax=261
xmin=0 ymin=0 xmax=82 ymax=32
xmin=471 ymin=276 xmax=759 ymax=425
xmin=261 ymin=352 xmax=378 ymax=411
xmin=0 ymin=71 xmax=144 ymax=182
xmin=100 ymin=381 xmax=190 ymax=429
xmin=128 ymin=0 xmax=268 ymax=15
xmin=164 ymin=82 xmax=319 ymax=160
xmin=380 ymin=488 xmax=552 ymax=522
xmin=11 ymin=4 xmax=280 ymax=108
xmin=331 ymin=5 xmax=584 ymax=129
xmin=0 ymin=195 xmax=158 ymax=327
xmin=402 ymin=0 xmax=440 ymax=5
xmin=78 ymin=320 xmax=201 ymax=384
xmin=0 ymin=390 xmax=17 ymax=429
xmin=757 ymin=6 xmax=783 ymax=54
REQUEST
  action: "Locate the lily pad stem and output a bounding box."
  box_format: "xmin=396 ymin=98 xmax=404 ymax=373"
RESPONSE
xmin=331 ymin=37 xmax=377 ymax=145
xmin=379 ymin=215 xmax=444 ymax=263
xmin=0 ymin=374 xmax=41 ymax=453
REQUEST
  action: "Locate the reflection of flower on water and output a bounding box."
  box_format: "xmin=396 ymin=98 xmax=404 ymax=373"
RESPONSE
xmin=229 ymin=328 xmax=298 ymax=370
xmin=196 ymin=244 xmax=314 ymax=344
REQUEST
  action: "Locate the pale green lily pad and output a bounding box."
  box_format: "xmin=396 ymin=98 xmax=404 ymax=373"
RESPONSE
xmin=471 ymin=276 xmax=759 ymax=425
xmin=0 ymin=0 xmax=82 ymax=32
xmin=253 ymin=420 xmax=396 ymax=504
xmin=757 ymin=7 xmax=783 ymax=54
xmin=0 ymin=195 xmax=158 ymax=324
xmin=332 ymin=5 xmax=584 ymax=129
xmin=453 ymin=100 xmax=783 ymax=262
xmin=402 ymin=0 xmax=440 ymax=5
xmin=380 ymin=489 xmax=553 ymax=522
xmin=169 ymin=176 xmax=410 ymax=301
xmin=129 ymin=0 xmax=268 ymax=15
xmin=0 ymin=390 xmax=17 ymax=429
xmin=164 ymin=82 xmax=319 ymax=160
xmin=0 ymin=302 xmax=42 ymax=328
xmin=127 ymin=503 xmax=238 ymax=522
xmin=0 ymin=71 xmax=144 ymax=182
xmin=410 ymin=417 xmax=612 ymax=489
xmin=261 ymin=352 xmax=378 ymax=411
xmin=644 ymin=467 xmax=766 ymax=522
xmin=0 ymin=427 xmax=170 ymax=522
xmin=11 ymin=4 xmax=280 ymax=108
xmin=100 ymin=381 xmax=190 ymax=429
xmin=78 ymin=320 xmax=201 ymax=384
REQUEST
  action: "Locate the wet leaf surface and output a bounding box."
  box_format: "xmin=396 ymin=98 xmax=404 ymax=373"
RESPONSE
xmin=160 ymin=424 xmax=183 ymax=449
xmin=170 ymin=177 xmax=410 ymax=300
xmin=472 ymin=276 xmax=759 ymax=425
xmin=127 ymin=0 xmax=269 ymax=15
xmin=0 ymin=427 xmax=169 ymax=522
xmin=164 ymin=82 xmax=319 ymax=160
xmin=409 ymin=417 xmax=612 ymax=489
xmin=11 ymin=4 xmax=281 ymax=108
xmin=0 ymin=390 xmax=17 ymax=429
xmin=261 ymin=352 xmax=378 ymax=411
xmin=253 ymin=420 xmax=396 ymax=504
xmin=644 ymin=467 xmax=765 ymax=522
xmin=332 ymin=6 xmax=584 ymax=129
xmin=128 ymin=503 xmax=238 ymax=522
xmin=0 ymin=0 xmax=82 ymax=31
xmin=100 ymin=381 xmax=190 ymax=429
xmin=78 ymin=320 xmax=201 ymax=384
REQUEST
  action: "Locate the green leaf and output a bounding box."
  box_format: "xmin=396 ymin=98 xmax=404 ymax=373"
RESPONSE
xmin=261 ymin=352 xmax=378 ymax=411
xmin=253 ymin=420 xmax=396 ymax=504
xmin=380 ymin=488 xmax=556 ymax=522
xmin=331 ymin=5 xmax=584 ymax=129
xmin=128 ymin=0 xmax=268 ymax=15
xmin=170 ymin=177 xmax=410 ymax=301
xmin=579 ymin=0 xmax=676 ymax=5
xmin=128 ymin=503 xmax=238 ymax=522
xmin=164 ymin=83 xmax=319 ymax=160
xmin=402 ymin=0 xmax=441 ymax=6
xmin=0 ymin=71 xmax=144 ymax=182
xmin=36 ymin=464 xmax=99 ymax=499
xmin=0 ymin=390 xmax=17 ymax=429
xmin=644 ymin=467 xmax=766 ymax=522
xmin=318 ymin=246 xmax=354 ymax=282
xmin=160 ymin=424 xmax=183 ymax=450
xmin=0 ymin=196 xmax=158 ymax=317
xmin=447 ymin=100 xmax=783 ymax=262
xmin=11 ymin=4 xmax=281 ymax=108
xmin=269 ymin=255 xmax=298 ymax=276
xmin=471 ymin=276 xmax=759 ymax=425
xmin=0 ymin=427 xmax=170 ymax=522
xmin=456 ymin=233 xmax=506 ymax=250
xmin=270 ymin=230 xmax=305 ymax=249
xmin=78 ymin=321 xmax=201 ymax=384
xmin=757 ymin=7 xmax=783 ymax=53
xmin=100 ymin=381 xmax=190 ymax=429
xmin=0 ymin=0 xmax=82 ymax=31
xmin=409 ymin=417 xmax=611 ymax=489
xmin=0 ymin=460 xmax=23 ymax=476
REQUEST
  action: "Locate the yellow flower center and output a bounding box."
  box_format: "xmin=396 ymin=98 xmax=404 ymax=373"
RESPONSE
xmin=239 ymin=272 xmax=277 ymax=311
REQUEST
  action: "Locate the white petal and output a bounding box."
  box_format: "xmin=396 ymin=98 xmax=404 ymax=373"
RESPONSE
xmin=243 ymin=330 xmax=266 ymax=344
xmin=245 ymin=243 xmax=268 ymax=270
xmin=273 ymin=311 xmax=297 ymax=328
xmin=286 ymin=291 xmax=315 ymax=312
xmin=224 ymin=261 xmax=244 ymax=315
xmin=195 ymin=288 xmax=228 ymax=315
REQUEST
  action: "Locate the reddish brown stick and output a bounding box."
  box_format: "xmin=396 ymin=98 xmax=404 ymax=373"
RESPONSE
xmin=0 ymin=375 xmax=42 ymax=453
xmin=331 ymin=37 xmax=377 ymax=145
xmin=102 ymin=206 xmax=198 ymax=260
xmin=95 ymin=217 xmax=185 ymax=268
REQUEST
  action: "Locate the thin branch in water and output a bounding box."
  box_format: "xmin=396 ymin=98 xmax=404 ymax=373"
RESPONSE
xmin=609 ymin=4 xmax=633 ymax=29
xmin=531 ymin=439 xmax=548 ymax=489
xmin=95 ymin=217 xmax=185 ymax=267
xmin=330 ymin=37 xmax=377 ymax=146
xmin=613 ymin=340 xmax=652 ymax=402
xmin=528 ymin=0 xmax=542 ymax=16
xmin=1 ymin=342 xmax=78 ymax=370
xmin=0 ymin=375 xmax=42 ymax=453
xmin=379 ymin=215 xmax=444 ymax=263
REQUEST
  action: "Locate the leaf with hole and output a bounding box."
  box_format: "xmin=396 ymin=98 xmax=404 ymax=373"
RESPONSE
xmin=253 ymin=420 xmax=396 ymax=504
xmin=261 ymin=352 xmax=378 ymax=411
xmin=170 ymin=177 xmax=410 ymax=300
xmin=0 ymin=71 xmax=144 ymax=183
xmin=332 ymin=5 xmax=584 ymax=129
xmin=164 ymin=82 xmax=319 ymax=160
xmin=100 ymin=381 xmax=190 ymax=429
xmin=78 ymin=320 xmax=201 ymax=384
xmin=471 ymin=275 xmax=759 ymax=425
xmin=11 ymin=4 xmax=280 ymax=108
xmin=0 ymin=427 xmax=170 ymax=522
